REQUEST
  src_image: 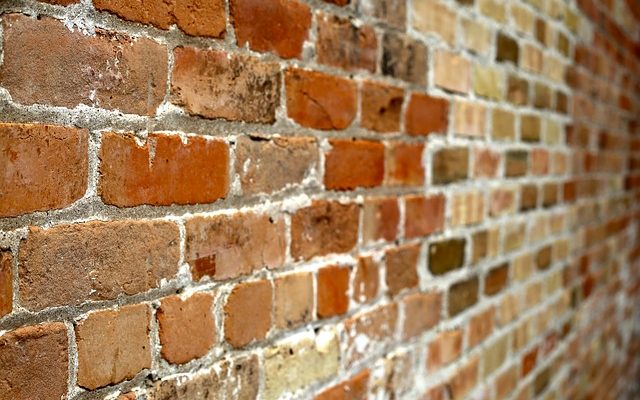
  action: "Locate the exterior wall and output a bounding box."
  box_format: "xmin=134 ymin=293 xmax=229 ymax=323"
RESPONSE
xmin=0 ymin=0 xmax=639 ymax=399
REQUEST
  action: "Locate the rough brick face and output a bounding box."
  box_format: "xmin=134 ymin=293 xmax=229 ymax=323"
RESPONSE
xmin=100 ymin=132 xmax=229 ymax=207
xmin=224 ymin=280 xmax=272 ymax=348
xmin=361 ymin=82 xmax=404 ymax=133
xmin=325 ymin=139 xmax=385 ymax=190
xmin=317 ymin=13 xmax=377 ymax=72
xmin=403 ymin=292 xmax=441 ymax=339
xmin=171 ymin=47 xmax=280 ymax=123
xmin=363 ymin=197 xmax=400 ymax=243
xmin=317 ymin=265 xmax=350 ymax=318
xmin=274 ymin=272 xmax=313 ymax=328
xmin=0 ymin=14 xmax=167 ymax=115
xmin=382 ymin=32 xmax=428 ymax=85
xmin=18 ymin=220 xmax=179 ymax=311
xmin=386 ymin=142 xmax=425 ymax=186
xmin=405 ymin=93 xmax=450 ymax=136
xmin=0 ymin=251 xmax=12 ymax=317
xmin=0 ymin=123 xmax=87 ymax=217
xmin=231 ymin=0 xmax=311 ymax=59
xmin=404 ymin=194 xmax=445 ymax=238
xmin=432 ymin=147 xmax=469 ymax=184
xmin=385 ymin=243 xmax=420 ymax=296
xmin=449 ymin=277 xmax=479 ymax=316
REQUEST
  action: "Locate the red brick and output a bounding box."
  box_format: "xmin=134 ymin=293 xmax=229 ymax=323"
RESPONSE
xmin=224 ymin=280 xmax=272 ymax=347
xmin=385 ymin=243 xmax=420 ymax=296
xmin=0 ymin=251 xmax=11 ymax=317
xmin=314 ymin=369 xmax=369 ymax=400
xmin=235 ymin=135 xmax=318 ymax=195
xmin=521 ymin=346 xmax=538 ymax=377
xmin=404 ymin=194 xmax=445 ymax=238
xmin=94 ymin=0 xmax=225 ymax=37
xmin=171 ymin=47 xmax=280 ymax=123
xmin=474 ymin=147 xmax=500 ymax=178
xmin=343 ymin=304 xmax=398 ymax=366
xmin=405 ymin=93 xmax=449 ymax=136
xmin=362 ymin=197 xmax=399 ymax=243
xmin=286 ymin=68 xmax=357 ymax=130
xmin=0 ymin=323 xmax=68 ymax=400
xmin=157 ymin=293 xmax=215 ymax=365
xmin=386 ymin=142 xmax=425 ymax=186
xmin=531 ymin=148 xmax=550 ymax=175
xmin=231 ymin=0 xmax=311 ymax=58
xmin=185 ymin=212 xmax=286 ymax=281
xmin=274 ymin=272 xmax=313 ymax=328
xmin=100 ymin=132 xmax=229 ymax=207
xmin=447 ymin=356 xmax=479 ymax=399
xmin=403 ymin=292 xmax=441 ymax=339
xmin=0 ymin=123 xmax=87 ymax=217
xmin=325 ymin=139 xmax=385 ymax=190
xmin=317 ymin=12 xmax=377 ymax=72
xmin=467 ymin=307 xmax=495 ymax=347
xmin=317 ymin=265 xmax=350 ymax=318
xmin=291 ymin=201 xmax=359 ymax=260
xmin=0 ymin=14 xmax=167 ymax=115
xmin=428 ymin=329 xmax=463 ymax=371
xmin=361 ymin=81 xmax=404 ymax=133
xmin=19 ymin=220 xmax=179 ymax=311
xmin=76 ymin=304 xmax=151 ymax=390
xmin=353 ymin=256 xmax=380 ymax=303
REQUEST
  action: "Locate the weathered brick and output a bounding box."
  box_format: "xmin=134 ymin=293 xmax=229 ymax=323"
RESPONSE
xmin=531 ymin=148 xmax=549 ymax=175
xmin=403 ymin=292 xmax=441 ymax=339
xmin=428 ymin=329 xmax=463 ymax=370
xmin=474 ymin=147 xmax=500 ymax=178
xmin=362 ymin=197 xmax=399 ymax=243
xmin=0 ymin=252 xmax=11 ymax=318
xmin=506 ymin=74 xmax=529 ymax=105
xmin=449 ymin=276 xmax=479 ymax=316
xmin=496 ymin=32 xmax=519 ymax=64
xmin=359 ymin=0 xmax=405 ymax=28
xmin=224 ymin=280 xmax=272 ymax=347
xmin=325 ymin=139 xmax=385 ymax=190
xmin=317 ymin=12 xmax=377 ymax=72
xmin=95 ymin=0 xmax=225 ymax=37
xmin=353 ymin=256 xmax=380 ymax=303
xmin=317 ymin=265 xmax=350 ymax=318
xmin=286 ymin=68 xmax=357 ymax=130
xmin=291 ymin=201 xmax=359 ymax=260
xmin=468 ymin=307 xmax=495 ymax=347
xmin=0 ymin=123 xmax=87 ymax=218
xmin=385 ymin=243 xmax=420 ymax=296
xmin=506 ymin=150 xmax=529 ymax=177
xmin=274 ymin=272 xmax=313 ymax=329
xmin=361 ymin=81 xmax=404 ymax=133
xmin=382 ymin=32 xmax=428 ymax=85
xmin=157 ymin=293 xmax=215 ymax=364
xmin=404 ymin=194 xmax=445 ymax=238
xmin=100 ymin=132 xmax=229 ymax=207
xmin=0 ymin=323 xmax=68 ymax=400
xmin=413 ymin=0 xmax=457 ymax=44
xmin=19 ymin=220 xmax=179 ymax=311
xmin=343 ymin=304 xmax=398 ymax=366
xmin=315 ymin=369 xmax=369 ymax=400
xmin=429 ymin=238 xmax=465 ymax=275
xmin=490 ymin=187 xmax=517 ymax=216
xmin=386 ymin=142 xmax=424 ymax=186
xmin=432 ymin=147 xmax=469 ymax=184
xmin=0 ymin=14 xmax=167 ymax=115
xmin=451 ymin=191 xmax=484 ymax=226
xmin=76 ymin=304 xmax=151 ymax=389
xmin=453 ymin=100 xmax=486 ymax=137
xmin=231 ymin=0 xmax=311 ymax=58
xmin=485 ymin=263 xmax=509 ymax=295
xmin=405 ymin=93 xmax=450 ymax=136
xmin=171 ymin=47 xmax=280 ymax=123
xmin=185 ymin=212 xmax=286 ymax=281
xmin=235 ymin=135 xmax=317 ymax=195
xmin=434 ymin=51 xmax=471 ymax=93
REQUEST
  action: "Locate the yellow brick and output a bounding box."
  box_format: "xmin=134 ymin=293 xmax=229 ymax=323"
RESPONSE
xmin=454 ymin=100 xmax=486 ymax=137
xmin=462 ymin=18 xmax=492 ymax=56
xmin=513 ymin=253 xmax=534 ymax=282
xmin=544 ymin=119 xmax=560 ymax=144
xmin=492 ymin=108 xmax=516 ymax=141
xmin=511 ymin=3 xmax=535 ymax=35
xmin=522 ymin=43 xmax=543 ymax=73
xmin=451 ymin=191 xmax=484 ymax=226
xmin=434 ymin=50 xmax=471 ymax=93
xmin=479 ymin=0 xmax=506 ymax=22
xmin=544 ymin=54 xmax=565 ymax=83
xmin=473 ymin=65 xmax=504 ymax=100
xmin=412 ymin=0 xmax=457 ymax=44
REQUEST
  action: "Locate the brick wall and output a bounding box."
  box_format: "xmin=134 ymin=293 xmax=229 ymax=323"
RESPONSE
xmin=0 ymin=0 xmax=639 ymax=399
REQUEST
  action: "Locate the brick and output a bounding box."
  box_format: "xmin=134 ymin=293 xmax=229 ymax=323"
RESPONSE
xmin=185 ymin=212 xmax=286 ymax=281
xmin=482 ymin=334 xmax=509 ymax=377
xmin=359 ymin=0 xmax=405 ymax=28
xmin=264 ymin=329 xmax=340 ymax=399
xmin=274 ymin=272 xmax=313 ymax=328
xmin=449 ymin=276 xmax=479 ymax=316
xmin=385 ymin=244 xmax=420 ymax=296
xmin=452 ymin=191 xmax=484 ymax=227
xmin=489 ymin=187 xmax=516 ymax=216
xmin=317 ymin=12 xmax=377 ymax=72
xmin=324 ymin=0 xmax=349 ymax=4
xmin=462 ymin=18 xmax=492 ymax=56
xmin=536 ymin=245 xmax=552 ymax=270
xmin=521 ymin=184 xmax=538 ymax=211
xmin=511 ymin=3 xmax=534 ymax=34
xmin=343 ymin=304 xmax=398 ymax=366
xmin=474 ymin=147 xmax=500 ymax=178
xmin=496 ymin=366 xmax=518 ymax=399
xmin=428 ymin=330 xmax=463 ymax=370
xmin=100 ymin=132 xmax=229 ymax=207
xmin=375 ymin=350 xmax=413 ymax=397
xmin=353 ymin=256 xmax=380 ymax=303
xmin=504 ymin=223 xmax=525 ymax=252
xmin=0 ymin=123 xmax=87 ymax=218
xmin=291 ymin=201 xmax=359 ymax=260
xmin=224 ymin=280 xmax=272 ymax=348
xmin=492 ymin=108 xmax=516 ymax=140
xmin=479 ymin=0 xmax=506 ymax=21
xmin=235 ymin=135 xmax=317 ymax=195
xmin=19 ymin=220 xmax=179 ymax=311
xmin=522 ymin=44 xmax=543 ymax=73
xmin=447 ymin=356 xmax=479 ymax=399
xmin=317 ymin=265 xmax=350 ymax=318
xmin=468 ymin=307 xmax=495 ymax=347
xmin=485 ymin=263 xmax=509 ymax=295
xmin=533 ymin=367 xmax=551 ymax=395
xmin=314 ymin=369 xmax=369 ymax=400
xmin=386 ymin=142 xmax=424 ymax=186
xmin=361 ymin=82 xmax=404 ymax=133
xmin=403 ymin=292 xmax=441 ymax=339
xmin=382 ymin=32 xmax=428 ymax=85
xmin=474 ymin=65 xmax=504 ymax=100
xmin=286 ymin=68 xmax=357 ymax=130
xmin=325 ymin=139 xmax=385 ymax=190
xmin=531 ymin=148 xmax=549 ymax=175
xmin=157 ymin=293 xmax=215 ymax=364
xmin=0 ymin=252 xmax=11 ymax=318
xmin=405 ymin=93 xmax=450 ymax=136
xmin=231 ymin=0 xmax=311 ymax=58
xmin=496 ymin=33 xmax=519 ymax=64
xmin=0 ymin=14 xmax=167 ymax=115
xmin=506 ymin=150 xmax=529 ymax=177
xmin=432 ymin=147 xmax=469 ymax=184
xmin=434 ymin=51 xmax=471 ymax=93
xmin=522 ymin=346 xmax=538 ymax=376
xmin=76 ymin=304 xmax=151 ymax=389
xmin=533 ymin=82 xmax=552 ymax=109
xmin=454 ymin=100 xmax=486 ymax=137
xmin=542 ymin=183 xmax=558 ymax=207
xmin=412 ymin=0 xmax=457 ymax=44
xmin=429 ymin=238 xmax=465 ymax=275
xmin=95 ymin=0 xmax=225 ymax=37
xmin=404 ymin=194 xmax=445 ymax=238
xmin=119 ymin=393 xmax=137 ymax=400
xmin=363 ymin=197 xmax=399 ymax=243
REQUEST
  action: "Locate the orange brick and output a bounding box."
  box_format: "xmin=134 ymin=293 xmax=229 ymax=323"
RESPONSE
xmin=386 ymin=142 xmax=425 ymax=186
xmin=224 ymin=280 xmax=272 ymax=347
xmin=405 ymin=93 xmax=449 ymax=136
xmin=317 ymin=265 xmax=350 ymax=318
xmin=404 ymin=194 xmax=445 ymax=238
xmin=428 ymin=330 xmax=463 ymax=371
xmin=325 ymin=139 xmax=385 ymax=190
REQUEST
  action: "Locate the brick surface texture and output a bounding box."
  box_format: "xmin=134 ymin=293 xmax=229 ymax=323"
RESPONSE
xmin=0 ymin=0 xmax=639 ymax=399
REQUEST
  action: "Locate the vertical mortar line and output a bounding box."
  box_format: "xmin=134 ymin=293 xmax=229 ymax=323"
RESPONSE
xmin=65 ymin=320 xmax=80 ymax=399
